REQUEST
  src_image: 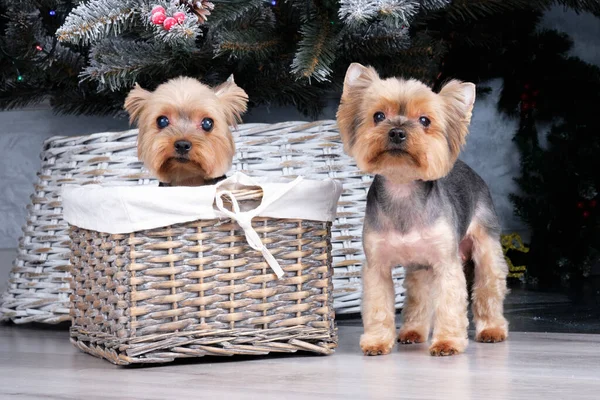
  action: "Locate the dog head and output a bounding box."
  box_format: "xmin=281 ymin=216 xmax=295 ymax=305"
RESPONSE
xmin=336 ymin=63 xmax=475 ymax=182
xmin=124 ymin=76 xmax=248 ymax=186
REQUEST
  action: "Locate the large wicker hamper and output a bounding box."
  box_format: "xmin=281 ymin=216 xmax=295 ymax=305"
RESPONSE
xmin=0 ymin=121 xmax=406 ymax=324
xmin=63 ymin=174 xmax=342 ymax=364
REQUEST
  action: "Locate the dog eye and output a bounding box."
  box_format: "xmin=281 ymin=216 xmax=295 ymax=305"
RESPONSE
xmin=419 ymin=116 xmax=431 ymax=127
xmin=156 ymin=116 xmax=169 ymax=129
xmin=201 ymin=118 xmax=213 ymax=132
xmin=373 ymin=112 xmax=386 ymax=124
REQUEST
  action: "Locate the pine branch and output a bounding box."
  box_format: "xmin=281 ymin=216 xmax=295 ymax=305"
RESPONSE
xmin=338 ymin=0 xmax=420 ymax=28
xmin=239 ymin=59 xmax=329 ymax=118
xmin=554 ymin=0 xmax=600 ymax=15
xmin=214 ymin=29 xmax=281 ymax=60
xmin=291 ymin=15 xmax=338 ymax=82
xmin=2 ymin=8 xmax=43 ymax=55
xmin=445 ymin=0 xmax=550 ymax=23
xmin=41 ymin=41 xmax=86 ymax=84
xmin=287 ymin=0 xmax=320 ymax=23
xmin=49 ymin=85 xmax=128 ymax=116
xmin=339 ymin=20 xmax=411 ymax=56
xmin=421 ymin=0 xmax=452 ymax=10
xmin=207 ymin=0 xmax=265 ymax=27
xmin=139 ymin=2 xmax=202 ymax=46
xmin=385 ymin=32 xmax=445 ymax=83
xmin=56 ymin=0 xmax=139 ymax=45
xmin=0 ymin=80 xmax=48 ymax=110
xmin=80 ymin=37 xmax=178 ymax=91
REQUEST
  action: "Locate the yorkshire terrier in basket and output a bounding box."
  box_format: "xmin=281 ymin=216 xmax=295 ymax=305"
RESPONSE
xmin=124 ymin=76 xmax=248 ymax=186
xmin=336 ymin=63 xmax=509 ymax=357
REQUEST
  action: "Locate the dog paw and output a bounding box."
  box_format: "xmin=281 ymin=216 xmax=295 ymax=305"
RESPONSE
xmin=429 ymin=339 xmax=465 ymax=357
xmin=360 ymin=333 xmax=395 ymax=356
xmin=476 ymin=327 xmax=507 ymax=343
xmin=398 ymin=330 xmax=426 ymax=344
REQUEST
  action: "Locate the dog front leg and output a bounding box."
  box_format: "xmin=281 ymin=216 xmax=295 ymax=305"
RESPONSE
xmin=398 ymin=266 xmax=433 ymax=344
xmin=360 ymin=235 xmax=397 ymax=356
xmin=429 ymin=258 xmax=469 ymax=356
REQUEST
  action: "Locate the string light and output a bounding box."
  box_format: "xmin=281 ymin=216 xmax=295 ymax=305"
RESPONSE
xmin=35 ymin=45 xmax=43 ymax=51
xmin=49 ymin=10 xmax=56 ymax=16
xmin=17 ymin=75 xmax=23 ymax=82
xmin=270 ymin=0 xmax=276 ymax=5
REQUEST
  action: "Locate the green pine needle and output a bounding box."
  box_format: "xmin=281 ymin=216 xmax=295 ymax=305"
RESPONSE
xmin=291 ymin=15 xmax=338 ymax=82
xmin=56 ymin=0 xmax=138 ymax=45
xmin=80 ymin=38 xmax=177 ymax=91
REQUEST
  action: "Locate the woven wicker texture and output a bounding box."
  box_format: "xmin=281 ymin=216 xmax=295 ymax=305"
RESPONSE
xmin=70 ymin=211 xmax=337 ymax=364
xmin=1 ymin=120 xmax=405 ymax=324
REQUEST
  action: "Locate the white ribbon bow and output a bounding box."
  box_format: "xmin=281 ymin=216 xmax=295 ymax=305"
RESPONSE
xmin=214 ymin=176 xmax=304 ymax=279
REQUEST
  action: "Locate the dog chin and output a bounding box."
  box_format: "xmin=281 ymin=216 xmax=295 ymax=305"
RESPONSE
xmin=386 ymin=149 xmax=407 ymax=156
xmin=158 ymin=157 xmax=206 ymax=178
xmin=166 ymin=156 xmax=201 ymax=168
xmin=173 ymin=157 xmax=190 ymax=164
xmin=368 ymin=149 xmax=410 ymax=168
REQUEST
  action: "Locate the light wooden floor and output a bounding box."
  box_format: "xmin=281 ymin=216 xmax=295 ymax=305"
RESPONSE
xmin=1 ymin=324 xmax=599 ymax=400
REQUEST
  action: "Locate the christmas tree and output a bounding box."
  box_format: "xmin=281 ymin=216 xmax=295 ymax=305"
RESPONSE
xmin=506 ymin=32 xmax=600 ymax=287
xmin=2 ymin=0 xmax=600 ymax=286
xmin=3 ymin=0 xmax=598 ymax=117
xmin=435 ymin=5 xmax=600 ymax=287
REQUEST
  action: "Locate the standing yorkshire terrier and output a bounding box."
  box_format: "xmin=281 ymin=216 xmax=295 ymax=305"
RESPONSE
xmin=124 ymin=75 xmax=248 ymax=186
xmin=337 ymin=63 xmax=508 ymax=357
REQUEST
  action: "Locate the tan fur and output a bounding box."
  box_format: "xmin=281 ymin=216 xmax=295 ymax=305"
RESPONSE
xmin=467 ymin=220 xmax=509 ymax=342
xmin=124 ymin=76 xmax=248 ymax=186
xmin=364 ymin=221 xmax=469 ymax=356
xmin=337 ymin=63 xmax=475 ymax=184
xmin=360 ymin=258 xmax=397 ymax=356
xmin=398 ymin=267 xmax=432 ymax=344
xmin=338 ymin=63 xmax=506 ymax=357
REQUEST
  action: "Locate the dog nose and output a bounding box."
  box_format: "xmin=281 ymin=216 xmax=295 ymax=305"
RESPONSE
xmin=174 ymin=140 xmax=192 ymax=154
xmin=388 ymin=128 xmax=406 ymax=144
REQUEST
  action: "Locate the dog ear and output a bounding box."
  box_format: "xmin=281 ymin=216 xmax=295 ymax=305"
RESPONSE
xmin=342 ymin=63 xmax=379 ymax=97
xmin=439 ymin=80 xmax=476 ymax=157
xmin=213 ymin=75 xmax=249 ymax=126
xmin=439 ymin=80 xmax=476 ymax=124
xmin=124 ymin=83 xmax=151 ymax=125
xmin=336 ymin=64 xmax=379 ymax=156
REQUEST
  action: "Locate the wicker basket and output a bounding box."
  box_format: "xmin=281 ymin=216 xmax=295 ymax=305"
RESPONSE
xmin=0 ymin=130 xmax=150 ymax=324
xmin=0 ymin=121 xmax=406 ymax=324
xmin=66 ymin=176 xmax=339 ymax=364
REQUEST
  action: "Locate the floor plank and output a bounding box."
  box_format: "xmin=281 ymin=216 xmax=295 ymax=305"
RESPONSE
xmin=1 ymin=324 xmax=599 ymax=400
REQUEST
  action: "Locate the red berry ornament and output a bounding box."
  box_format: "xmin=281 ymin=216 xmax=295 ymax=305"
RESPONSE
xmin=583 ymin=211 xmax=591 ymax=218
xmin=151 ymin=12 xmax=166 ymax=25
xmin=577 ymin=201 xmax=585 ymax=209
xmin=173 ymin=11 xmax=186 ymax=23
xmin=163 ymin=16 xmax=177 ymax=30
xmin=151 ymin=5 xmax=166 ymax=15
xmin=591 ymin=200 xmax=597 ymax=208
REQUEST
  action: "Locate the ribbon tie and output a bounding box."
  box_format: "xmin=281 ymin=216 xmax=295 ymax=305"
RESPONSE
xmin=214 ymin=176 xmax=304 ymax=279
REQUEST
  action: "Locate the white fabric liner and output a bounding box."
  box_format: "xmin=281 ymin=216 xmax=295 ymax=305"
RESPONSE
xmin=62 ymin=172 xmax=343 ymax=234
xmin=62 ymin=172 xmax=343 ymax=279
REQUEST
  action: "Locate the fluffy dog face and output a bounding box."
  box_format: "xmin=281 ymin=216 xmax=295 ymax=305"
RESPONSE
xmin=124 ymin=76 xmax=248 ymax=186
xmin=336 ymin=63 xmax=476 ymax=182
